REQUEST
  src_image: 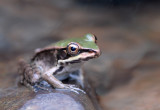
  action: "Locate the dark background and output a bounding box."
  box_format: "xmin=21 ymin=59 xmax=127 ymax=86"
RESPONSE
xmin=0 ymin=0 xmax=160 ymax=110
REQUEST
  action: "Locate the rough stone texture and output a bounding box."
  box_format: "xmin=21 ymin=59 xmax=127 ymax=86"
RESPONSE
xmin=0 ymin=0 xmax=160 ymax=110
xmin=20 ymin=93 xmax=84 ymax=110
xmin=0 ymin=86 xmax=97 ymax=110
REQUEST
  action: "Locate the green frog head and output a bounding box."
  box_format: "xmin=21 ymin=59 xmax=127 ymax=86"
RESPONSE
xmin=34 ymin=34 xmax=101 ymax=65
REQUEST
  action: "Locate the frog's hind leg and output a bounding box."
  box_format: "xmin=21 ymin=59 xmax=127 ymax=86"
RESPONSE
xmin=18 ymin=59 xmax=42 ymax=91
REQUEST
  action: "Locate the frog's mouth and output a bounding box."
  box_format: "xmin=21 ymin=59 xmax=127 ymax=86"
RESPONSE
xmin=59 ymin=49 xmax=101 ymax=64
xmin=78 ymin=49 xmax=101 ymax=60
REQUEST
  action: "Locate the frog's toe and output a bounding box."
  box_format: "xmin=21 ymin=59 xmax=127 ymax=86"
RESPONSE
xmin=65 ymin=84 xmax=86 ymax=94
xmin=69 ymin=88 xmax=79 ymax=94
xmin=72 ymin=87 xmax=86 ymax=94
xmin=33 ymin=84 xmax=50 ymax=92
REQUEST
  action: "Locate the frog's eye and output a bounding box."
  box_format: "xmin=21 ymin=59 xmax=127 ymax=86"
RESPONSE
xmin=67 ymin=43 xmax=79 ymax=55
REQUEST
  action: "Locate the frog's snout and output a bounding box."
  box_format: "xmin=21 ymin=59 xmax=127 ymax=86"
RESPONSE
xmin=90 ymin=49 xmax=101 ymax=58
xmin=95 ymin=49 xmax=101 ymax=57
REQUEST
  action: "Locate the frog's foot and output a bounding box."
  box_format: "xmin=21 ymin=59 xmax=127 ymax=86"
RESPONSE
xmin=57 ymin=84 xmax=86 ymax=94
xmin=33 ymin=84 xmax=50 ymax=92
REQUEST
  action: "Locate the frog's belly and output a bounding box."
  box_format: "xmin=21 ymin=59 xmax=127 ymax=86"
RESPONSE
xmin=54 ymin=63 xmax=83 ymax=81
xmin=55 ymin=73 xmax=70 ymax=81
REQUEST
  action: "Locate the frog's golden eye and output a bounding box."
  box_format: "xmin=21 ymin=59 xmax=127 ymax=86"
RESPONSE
xmin=67 ymin=43 xmax=79 ymax=55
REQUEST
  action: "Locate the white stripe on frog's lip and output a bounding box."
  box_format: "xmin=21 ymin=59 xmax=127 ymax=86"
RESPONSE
xmin=80 ymin=48 xmax=101 ymax=57
xmin=58 ymin=52 xmax=97 ymax=65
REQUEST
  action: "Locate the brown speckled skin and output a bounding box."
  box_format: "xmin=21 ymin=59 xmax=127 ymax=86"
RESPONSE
xmin=18 ymin=41 xmax=99 ymax=92
xmin=18 ymin=49 xmax=65 ymax=90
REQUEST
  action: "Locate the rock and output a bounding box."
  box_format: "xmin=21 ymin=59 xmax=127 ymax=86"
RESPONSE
xmin=0 ymin=86 xmax=98 ymax=110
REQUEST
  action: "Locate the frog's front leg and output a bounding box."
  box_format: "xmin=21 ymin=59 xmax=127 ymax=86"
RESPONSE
xmin=41 ymin=66 xmax=65 ymax=88
xmin=41 ymin=67 xmax=85 ymax=94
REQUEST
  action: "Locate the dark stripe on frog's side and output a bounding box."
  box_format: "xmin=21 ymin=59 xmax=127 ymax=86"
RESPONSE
xmin=32 ymin=48 xmax=68 ymax=63
xmin=53 ymin=66 xmax=64 ymax=75
xmin=32 ymin=49 xmax=60 ymax=61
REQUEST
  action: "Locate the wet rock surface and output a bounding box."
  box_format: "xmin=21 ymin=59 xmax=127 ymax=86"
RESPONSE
xmin=0 ymin=86 xmax=97 ymax=110
xmin=0 ymin=0 xmax=160 ymax=110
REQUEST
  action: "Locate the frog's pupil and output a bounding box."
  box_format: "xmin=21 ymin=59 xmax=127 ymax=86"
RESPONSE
xmin=71 ymin=47 xmax=76 ymax=51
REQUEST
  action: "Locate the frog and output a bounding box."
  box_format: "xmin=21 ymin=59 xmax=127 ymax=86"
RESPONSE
xmin=18 ymin=33 xmax=101 ymax=93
